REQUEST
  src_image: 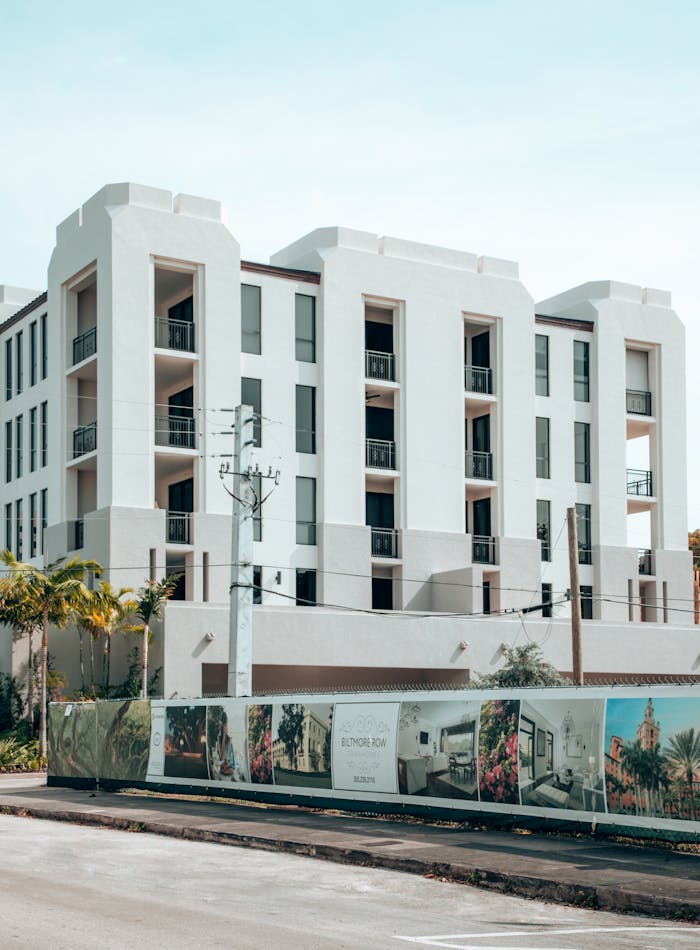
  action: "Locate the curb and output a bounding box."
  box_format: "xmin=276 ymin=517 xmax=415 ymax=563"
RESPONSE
xmin=2 ymin=802 xmax=698 ymax=923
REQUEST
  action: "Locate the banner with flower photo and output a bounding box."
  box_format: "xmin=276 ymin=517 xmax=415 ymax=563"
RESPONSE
xmin=478 ymin=699 xmax=520 ymax=804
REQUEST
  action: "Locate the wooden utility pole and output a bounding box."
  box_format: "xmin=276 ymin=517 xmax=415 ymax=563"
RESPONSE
xmin=567 ymin=506 xmax=584 ymax=685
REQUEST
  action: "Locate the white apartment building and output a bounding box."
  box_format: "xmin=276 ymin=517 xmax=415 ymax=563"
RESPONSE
xmin=0 ymin=183 xmax=694 ymax=698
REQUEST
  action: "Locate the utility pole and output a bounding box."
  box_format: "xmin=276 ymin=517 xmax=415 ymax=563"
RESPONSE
xmin=567 ymin=506 xmax=584 ymax=686
xmin=228 ymin=405 xmax=255 ymax=697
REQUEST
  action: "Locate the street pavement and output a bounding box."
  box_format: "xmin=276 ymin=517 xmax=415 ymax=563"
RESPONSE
xmin=0 ymin=774 xmax=698 ymax=925
xmin=0 ymin=813 xmax=697 ymax=950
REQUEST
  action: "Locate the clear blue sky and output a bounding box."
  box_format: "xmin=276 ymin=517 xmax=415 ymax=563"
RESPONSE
xmin=2 ymin=1 xmax=699 ymax=526
xmin=606 ymin=697 xmax=700 ymax=748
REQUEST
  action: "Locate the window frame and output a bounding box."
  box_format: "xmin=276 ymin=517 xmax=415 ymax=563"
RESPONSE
xmin=574 ymin=340 xmax=590 ymax=402
xmin=536 ymin=416 xmax=550 ymax=479
xmin=537 ymin=498 xmax=551 ymax=561
xmin=295 ymin=384 xmax=316 ymax=454
xmin=241 ymin=284 xmax=261 ymax=355
xmin=296 ymin=476 xmax=317 ymax=545
xmin=574 ymin=421 xmax=590 ymax=484
xmin=295 ymin=294 xmax=316 ymax=363
xmin=535 ymin=334 xmax=549 ymax=396
xmin=240 ymin=377 xmax=261 ymax=447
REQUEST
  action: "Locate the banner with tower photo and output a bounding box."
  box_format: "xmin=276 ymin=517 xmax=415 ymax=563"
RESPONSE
xmin=272 ymin=703 xmax=333 ymax=789
xmin=605 ymin=696 xmax=700 ymax=823
xmin=205 ymin=701 xmax=249 ymax=784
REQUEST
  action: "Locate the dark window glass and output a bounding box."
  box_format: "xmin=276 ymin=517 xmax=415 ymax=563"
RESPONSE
xmin=296 ymin=385 xmax=316 ymax=453
xmin=542 ymin=582 xmax=552 ymax=618
xmin=253 ymin=565 xmax=262 ymax=605
xmin=574 ymin=340 xmax=590 ymax=402
xmin=15 ymin=332 xmax=23 ymax=395
xmin=574 ymin=421 xmax=590 ymax=483
xmin=296 ymin=476 xmax=316 ymax=544
xmin=241 ymin=284 xmax=261 ymax=354
xmin=520 ymin=716 xmax=535 ymax=781
xmin=15 ymin=415 xmax=22 ymax=478
xmin=537 ymin=499 xmax=551 ymax=561
xmin=40 ymin=489 xmax=47 ymax=556
xmin=30 ymin=322 xmax=37 ymax=387
xmin=536 ymin=417 xmax=550 ymax=478
xmin=252 ymin=474 xmax=262 ymax=542
xmin=4 ymin=503 xmax=11 ymax=551
xmin=30 ymin=493 xmax=37 ymax=558
xmin=240 ymin=377 xmax=261 ymax=447
xmin=5 ymin=339 xmax=12 ymax=401
xmin=372 ymin=577 xmax=393 ymax=610
xmin=5 ymin=420 xmax=11 ymax=483
xmin=40 ymin=402 xmax=47 ymax=466
xmin=295 ymin=294 xmax=315 ymax=362
xmin=576 ymin=503 xmax=592 ymax=565
xmin=15 ymin=499 xmax=22 ymax=560
xmin=40 ymin=315 xmax=47 ymax=379
xmin=296 ymin=568 xmax=317 ymax=606
xmin=535 ymin=334 xmax=549 ymax=396
xmin=581 ymin=584 xmax=593 ymax=619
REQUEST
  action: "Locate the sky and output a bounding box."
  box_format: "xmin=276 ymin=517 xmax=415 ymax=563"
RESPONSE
xmin=1 ymin=1 xmax=699 ymax=528
xmin=605 ymin=697 xmax=700 ymax=747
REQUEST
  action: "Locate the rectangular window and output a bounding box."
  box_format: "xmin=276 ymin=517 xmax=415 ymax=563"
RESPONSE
xmin=520 ymin=715 xmax=535 ymax=781
xmin=535 ymin=334 xmax=549 ymax=396
xmin=542 ymin=582 xmax=552 ymax=618
xmin=5 ymin=339 xmax=12 ymax=401
xmin=15 ymin=331 xmax=23 ymax=395
xmin=576 ymin=502 xmax=592 ymax=564
xmin=5 ymin=420 xmax=11 ymax=483
xmin=296 ymin=568 xmax=317 ymax=606
xmin=40 ymin=401 xmax=47 ymax=466
xmin=4 ymin=503 xmax=11 ymax=551
xmin=241 ymin=284 xmax=261 ymax=354
xmin=536 ymin=417 xmax=550 ymax=478
xmin=574 ymin=421 xmax=590 ymax=483
xmin=581 ymin=584 xmax=593 ymax=620
xmin=546 ymin=732 xmax=554 ymax=771
xmin=30 ymin=407 xmax=37 ymax=472
xmin=40 ymin=489 xmax=47 ymax=556
xmin=537 ymin=499 xmax=551 ymax=561
xmin=40 ymin=314 xmax=47 ymax=379
xmin=15 ymin=415 xmax=22 ymax=478
xmin=295 ymin=385 xmax=316 ymax=454
xmin=253 ymin=565 xmax=262 ymax=605
xmin=296 ymin=476 xmax=316 ymax=545
xmin=574 ymin=340 xmax=590 ymax=402
xmin=30 ymin=493 xmax=37 ymax=558
xmin=15 ymin=499 xmax=23 ymax=560
xmin=295 ymin=294 xmax=316 ymax=362
xmin=30 ymin=321 xmax=37 ymax=387
xmin=252 ymin=474 xmax=262 ymax=542
xmin=241 ymin=377 xmax=261 ymax=447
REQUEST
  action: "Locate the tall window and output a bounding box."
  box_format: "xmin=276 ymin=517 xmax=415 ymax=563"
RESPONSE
xmin=40 ymin=489 xmax=47 ymax=556
xmin=542 ymin=582 xmax=552 ymax=618
xmin=537 ymin=499 xmax=551 ymax=561
xmin=4 ymin=503 xmax=11 ymax=551
xmin=296 ymin=476 xmax=316 ymax=544
xmin=576 ymin=502 xmax=592 ymax=565
xmin=15 ymin=331 xmax=23 ymax=395
xmin=15 ymin=499 xmax=23 ymax=560
xmin=241 ymin=377 xmax=261 ymax=447
xmin=29 ymin=407 xmax=37 ymax=472
xmin=536 ymin=417 xmax=550 ymax=478
xmin=15 ymin=415 xmax=22 ymax=478
xmin=574 ymin=422 xmax=590 ymax=483
xmin=295 ymin=294 xmax=316 ymax=362
xmin=296 ymin=568 xmax=317 ymax=606
xmin=295 ymin=385 xmax=316 ymax=453
xmin=241 ymin=284 xmax=261 ymax=354
xmin=520 ymin=716 xmax=535 ymax=781
xmin=535 ymin=334 xmax=549 ymax=396
xmin=30 ymin=321 xmax=37 ymax=387
xmin=5 ymin=420 xmax=11 ymax=483
xmin=30 ymin=493 xmax=37 ymax=558
xmin=253 ymin=565 xmax=262 ymax=605
xmin=252 ymin=474 xmax=262 ymax=541
xmin=40 ymin=314 xmax=47 ymax=379
xmin=40 ymin=401 xmax=47 ymax=466
xmin=5 ymin=339 xmax=12 ymax=401
xmin=581 ymin=584 xmax=593 ymax=619
xmin=574 ymin=340 xmax=590 ymax=402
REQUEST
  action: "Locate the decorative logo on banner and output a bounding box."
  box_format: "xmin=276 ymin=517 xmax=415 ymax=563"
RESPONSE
xmin=332 ymin=702 xmax=399 ymax=793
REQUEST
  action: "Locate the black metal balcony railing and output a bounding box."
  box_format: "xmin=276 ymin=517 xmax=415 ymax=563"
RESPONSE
xmin=638 ymin=548 xmax=654 ymax=575
xmin=371 ymin=527 xmax=398 ymax=558
xmin=167 ymin=511 xmax=191 ymax=545
xmin=73 ymin=422 xmax=97 ymax=458
xmin=365 ymin=350 xmax=395 ymax=382
xmin=578 ymin=545 xmax=592 ymax=566
xmin=464 ymin=364 xmax=493 ymax=395
xmin=626 ymin=388 xmax=652 ymax=416
xmin=366 ymin=438 xmax=396 ymax=470
xmin=627 ymin=468 xmax=653 ymax=497
xmin=72 ymin=326 xmax=97 ymax=365
xmin=465 ymin=450 xmax=493 ymax=480
xmin=155 ymin=317 xmax=195 ymax=352
xmin=72 ymin=520 xmax=84 ymax=550
xmin=155 ymin=414 xmax=196 ymax=449
xmin=472 ymin=535 xmax=496 ymax=565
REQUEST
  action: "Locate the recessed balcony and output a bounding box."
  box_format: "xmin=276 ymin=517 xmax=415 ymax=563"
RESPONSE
xmin=72 ymin=326 xmax=97 ymax=365
xmin=155 ymin=317 xmax=195 ymax=353
xmin=366 ymin=439 xmax=396 ymax=471
xmin=638 ymin=548 xmax=654 ymax=576
xmin=70 ymin=520 xmax=84 ymax=551
xmin=472 ymin=535 xmax=496 ymax=565
xmin=626 ymin=389 xmax=652 ymax=416
xmin=167 ymin=511 xmax=192 ymax=545
xmin=371 ymin=528 xmax=399 ymax=559
xmin=464 ymin=365 xmax=493 ymax=395
xmin=155 ymin=414 xmax=196 ymax=451
xmin=627 ymin=468 xmax=655 ymax=513
xmin=73 ymin=422 xmax=97 ymax=459
xmin=365 ymin=350 xmax=396 ymax=383
xmin=465 ymin=450 xmax=493 ymax=481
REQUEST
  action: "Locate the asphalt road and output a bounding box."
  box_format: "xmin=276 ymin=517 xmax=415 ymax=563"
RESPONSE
xmin=0 ymin=815 xmax=696 ymax=949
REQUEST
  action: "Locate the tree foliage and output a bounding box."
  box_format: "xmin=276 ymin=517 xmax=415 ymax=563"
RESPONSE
xmin=474 ymin=643 xmax=569 ymax=688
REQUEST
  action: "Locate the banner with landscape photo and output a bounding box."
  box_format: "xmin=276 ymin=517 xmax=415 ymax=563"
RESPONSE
xmin=97 ymin=699 xmax=151 ymax=782
xmin=164 ymin=705 xmax=208 ymax=780
xmin=47 ymin=702 xmax=97 ymax=779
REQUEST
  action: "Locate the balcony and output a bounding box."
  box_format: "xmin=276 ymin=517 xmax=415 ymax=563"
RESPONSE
xmin=627 ymin=468 xmax=653 ymax=497
xmin=155 ymin=317 xmax=195 ymax=353
xmin=167 ymin=511 xmax=192 ymax=545
xmin=638 ymin=549 xmax=654 ymax=576
xmin=472 ymin=535 xmax=496 ymax=565
xmin=366 ymin=439 xmax=396 ymax=470
xmin=626 ymin=389 xmax=652 ymax=416
xmin=73 ymin=422 xmax=96 ymax=458
xmin=464 ymin=365 xmax=493 ymax=395
xmin=465 ymin=450 xmax=493 ymax=480
xmin=72 ymin=326 xmax=96 ymax=365
xmin=155 ymin=414 xmax=196 ymax=450
xmin=365 ymin=350 xmax=395 ymax=382
xmin=371 ymin=527 xmax=399 ymax=558
xmin=578 ymin=545 xmax=592 ymax=566
xmin=71 ymin=520 xmax=84 ymax=551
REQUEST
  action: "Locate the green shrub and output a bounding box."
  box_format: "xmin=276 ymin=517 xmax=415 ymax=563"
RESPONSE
xmin=0 ymin=735 xmax=46 ymax=772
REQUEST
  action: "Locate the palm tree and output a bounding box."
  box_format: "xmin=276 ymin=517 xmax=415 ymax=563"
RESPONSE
xmin=82 ymin=583 xmax=136 ymax=692
xmin=134 ymin=574 xmax=179 ymax=700
xmin=620 ymin=740 xmax=646 ymax=815
xmin=0 ymin=572 xmax=41 ymax=732
xmin=665 ymin=728 xmax=700 ymax=820
xmin=0 ymin=551 xmax=101 ymax=756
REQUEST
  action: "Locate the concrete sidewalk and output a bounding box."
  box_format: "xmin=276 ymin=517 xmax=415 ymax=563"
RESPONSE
xmin=1 ymin=776 xmax=698 ymax=923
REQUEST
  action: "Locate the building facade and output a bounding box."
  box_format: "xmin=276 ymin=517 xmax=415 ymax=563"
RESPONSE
xmin=0 ymin=183 xmax=694 ymax=697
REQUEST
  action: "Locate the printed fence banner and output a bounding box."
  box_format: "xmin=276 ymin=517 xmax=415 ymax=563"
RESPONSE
xmin=272 ymin=703 xmax=333 ymax=789
xmin=206 ymin=701 xmax=249 ymax=784
xmin=248 ymin=703 xmax=273 ymax=784
xmin=331 ymin=702 xmax=399 ymax=793
xmin=164 ymin=705 xmax=208 ymax=780
xmin=48 ymin=702 xmax=97 ymax=779
xmin=97 ymin=700 xmax=151 ymax=783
